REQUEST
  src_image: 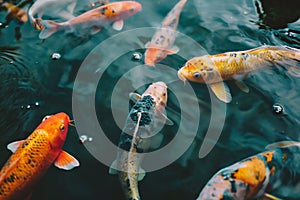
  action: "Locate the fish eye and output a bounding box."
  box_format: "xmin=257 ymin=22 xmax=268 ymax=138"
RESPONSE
xmin=59 ymin=124 xmax=65 ymax=131
xmin=130 ymin=8 xmax=135 ymax=12
xmin=111 ymin=9 xmax=115 ymax=13
xmin=163 ymin=93 xmax=166 ymax=96
xmin=42 ymin=115 xmax=51 ymax=122
xmin=193 ymin=72 xmax=201 ymax=78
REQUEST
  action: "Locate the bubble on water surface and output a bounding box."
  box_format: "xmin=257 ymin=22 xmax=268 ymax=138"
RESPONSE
xmin=79 ymin=135 xmax=93 ymax=144
xmin=132 ymin=52 xmax=142 ymax=61
xmin=51 ymin=53 xmax=61 ymax=60
xmin=272 ymin=103 xmax=284 ymax=115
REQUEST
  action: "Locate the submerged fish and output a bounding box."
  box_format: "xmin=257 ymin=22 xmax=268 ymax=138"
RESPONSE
xmin=109 ymin=82 xmax=173 ymax=200
xmin=198 ymin=141 xmax=300 ymax=200
xmin=144 ymin=0 xmax=187 ymax=66
xmin=0 ymin=1 xmax=28 ymax=25
xmin=0 ymin=112 xmax=79 ymax=200
xmin=38 ymin=1 xmax=142 ymax=39
xmin=177 ymin=45 xmax=300 ymax=103
xmin=28 ymin=0 xmax=77 ymax=31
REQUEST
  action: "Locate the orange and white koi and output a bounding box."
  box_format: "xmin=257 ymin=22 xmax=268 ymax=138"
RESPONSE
xmin=0 ymin=112 xmax=79 ymax=200
xmin=178 ymin=45 xmax=300 ymax=103
xmin=198 ymin=141 xmax=300 ymax=200
xmin=144 ymin=0 xmax=187 ymax=66
xmin=0 ymin=1 xmax=28 ymax=24
xmin=109 ymin=82 xmax=173 ymax=200
xmin=39 ymin=1 xmax=142 ymax=39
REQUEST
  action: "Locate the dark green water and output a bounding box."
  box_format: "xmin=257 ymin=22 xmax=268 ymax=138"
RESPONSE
xmin=0 ymin=0 xmax=299 ymax=199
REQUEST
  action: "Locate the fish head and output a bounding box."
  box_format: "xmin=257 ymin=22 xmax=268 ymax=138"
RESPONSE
xmin=142 ymin=81 xmax=168 ymax=113
xmin=178 ymin=56 xmax=220 ymax=84
xmin=37 ymin=112 xmax=71 ymax=149
xmin=105 ymin=1 xmax=142 ymax=19
xmin=144 ymin=47 xmax=167 ymax=67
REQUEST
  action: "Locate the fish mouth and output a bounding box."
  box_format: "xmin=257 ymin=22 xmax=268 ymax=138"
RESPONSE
xmin=177 ymin=69 xmax=187 ymax=83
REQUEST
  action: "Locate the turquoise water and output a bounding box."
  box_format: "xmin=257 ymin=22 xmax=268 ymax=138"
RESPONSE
xmin=0 ymin=0 xmax=299 ymax=199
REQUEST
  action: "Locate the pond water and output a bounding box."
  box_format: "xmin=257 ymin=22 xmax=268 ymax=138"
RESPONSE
xmin=0 ymin=0 xmax=299 ymax=199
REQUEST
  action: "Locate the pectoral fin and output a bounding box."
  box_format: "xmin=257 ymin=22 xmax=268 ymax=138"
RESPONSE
xmin=112 ymin=20 xmax=124 ymax=31
xmin=67 ymin=0 xmax=77 ymax=14
xmin=7 ymin=140 xmax=26 ymax=153
xmin=234 ymin=79 xmax=249 ymax=93
xmin=54 ymin=150 xmax=80 ymax=170
xmin=165 ymin=46 xmax=179 ymax=55
xmin=129 ymin=92 xmax=142 ymax=102
xmin=158 ymin=112 xmax=174 ymax=126
xmin=91 ymin=26 xmax=102 ymax=34
xmin=145 ymin=42 xmax=151 ymax=48
xmin=109 ymin=159 xmax=118 ymax=175
xmin=138 ymin=167 xmax=146 ymax=181
xmin=266 ymin=141 xmax=299 ymax=150
xmin=209 ymin=82 xmax=232 ymax=103
xmin=263 ymin=193 xmax=282 ymax=200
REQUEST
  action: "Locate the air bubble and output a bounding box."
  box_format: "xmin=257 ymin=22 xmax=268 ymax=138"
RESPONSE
xmin=51 ymin=53 xmax=61 ymax=60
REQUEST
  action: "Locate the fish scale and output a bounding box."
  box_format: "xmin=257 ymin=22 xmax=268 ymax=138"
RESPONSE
xmin=0 ymin=130 xmax=55 ymax=200
xmin=0 ymin=113 xmax=79 ymax=200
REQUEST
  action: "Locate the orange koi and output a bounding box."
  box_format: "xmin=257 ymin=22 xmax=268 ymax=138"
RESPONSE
xmin=0 ymin=112 xmax=79 ymax=200
xmin=178 ymin=45 xmax=300 ymax=103
xmin=144 ymin=0 xmax=187 ymax=66
xmin=39 ymin=1 xmax=142 ymax=39
xmin=198 ymin=141 xmax=300 ymax=200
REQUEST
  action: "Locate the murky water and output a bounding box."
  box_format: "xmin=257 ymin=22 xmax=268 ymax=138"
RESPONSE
xmin=0 ymin=0 xmax=299 ymax=199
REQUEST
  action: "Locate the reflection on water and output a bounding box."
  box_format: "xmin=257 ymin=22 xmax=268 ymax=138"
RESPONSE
xmin=0 ymin=0 xmax=299 ymax=199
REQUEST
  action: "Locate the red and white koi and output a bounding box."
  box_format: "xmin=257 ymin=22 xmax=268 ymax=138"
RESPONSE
xmin=198 ymin=141 xmax=300 ymax=200
xmin=39 ymin=1 xmax=142 ymax=39
xmin=144 ymin=0 xmax=187 ymax=66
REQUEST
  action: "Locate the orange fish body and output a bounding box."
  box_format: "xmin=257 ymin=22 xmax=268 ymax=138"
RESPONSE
xmin=198 ymin=141 xmax=300 ymax=200
xmin=178 ymin=45 xmax=300 ymax=102
xmin=144 ymin=0 xmax=187 ymax=66
xmin=0 ymin=113 xmax=79 ymax=200
xmin=39 ymin=1 xmax=142 ymax=39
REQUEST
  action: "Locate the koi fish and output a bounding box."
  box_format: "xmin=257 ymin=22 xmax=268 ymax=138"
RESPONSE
xmin=197 ymin=141 xmax=300 ymax=200
xmin=144 ymin=0 xmax=187 ymax=66
xmin=0 ymin=1 xmax=28 ymax=25
xmin=178 ymin=45 xmax=300 ymax=103
xmin=109 ymin=82 xmax=173 ymax=200
xmin=28 ymin=0 xmax=77 ymax=31
xmin=39 ymin=1 xmax=142 ymax=39
xmin=0 ymin=112 xmax=79 ymax=200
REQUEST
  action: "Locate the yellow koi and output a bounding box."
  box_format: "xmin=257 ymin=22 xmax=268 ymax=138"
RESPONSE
xmin=178 ymin=45 xmax=300 ymax=103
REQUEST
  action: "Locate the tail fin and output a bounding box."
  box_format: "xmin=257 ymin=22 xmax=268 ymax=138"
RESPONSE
xmin=38 ymin=20 xmax=59 ymax=39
